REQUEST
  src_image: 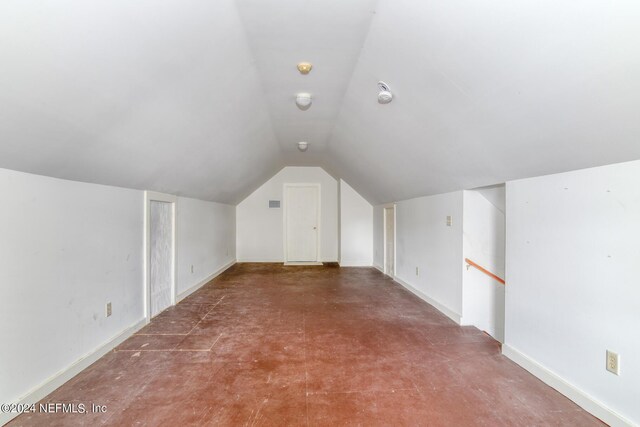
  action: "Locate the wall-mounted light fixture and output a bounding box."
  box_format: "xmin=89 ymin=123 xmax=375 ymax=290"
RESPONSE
xmin=297 ymin=141 xmax=309 ymax=151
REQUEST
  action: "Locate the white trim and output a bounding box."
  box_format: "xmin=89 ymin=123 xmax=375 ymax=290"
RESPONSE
xmin=383 ymin=204 xmax=397 ymax=277
xmin=373 ymin=264 xmax=385 ymax=274
xmin=0 ymin=318 xmax=146 ymax=426
xmin=283 ymin=183 xmax=322 ymax=263
xmin=502 ymin=344 xmax=634 ymax=427
xmin=144 ymin=191 xmax=178 ymax=322
xmin=339 ymin=261 xmax=373 ymax=267
xmin=236 ymin=259 xmax=339 ymax=263
xmin=284 ymin=261 xmax=323 ymax=266
xmin=176 ymin=260 xmax=237 ymax=302
xmin=392 ymin=275 xmax=462 ymax=324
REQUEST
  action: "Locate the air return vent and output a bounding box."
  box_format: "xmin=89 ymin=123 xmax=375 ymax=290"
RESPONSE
xmin=269 ymin=200 xmax=281 ymax=208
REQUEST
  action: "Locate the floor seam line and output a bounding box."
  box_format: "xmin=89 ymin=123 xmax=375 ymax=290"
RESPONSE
xmin=184 ymin=295 xmax=226 ymax=336
xmin=208 ymin=333 xmax=224 ymax=351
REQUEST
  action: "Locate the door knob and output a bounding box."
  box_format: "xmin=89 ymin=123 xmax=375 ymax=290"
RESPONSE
xmin=313 ymin=227 xmax=317 ymax=230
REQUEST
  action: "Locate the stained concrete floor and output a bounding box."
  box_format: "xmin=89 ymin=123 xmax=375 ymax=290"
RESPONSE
xmin=11 ymin=263 xmax=603 ymax=426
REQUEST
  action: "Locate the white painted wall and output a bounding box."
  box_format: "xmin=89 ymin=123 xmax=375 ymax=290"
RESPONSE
xmin=176 ymin=197 xmax=236 ymax=298
xmin=395 ymin=191 xmax=464 ymax=321
xmin=505 ymin=160 xmax=640 ymax=425
xmin=339 ymin=180 xmax=373 ymax=266
xmin=150 ymin=201 xmax=173 ymax=317
xmin=462 ymin=189 xmax=505 ymax=342
xmin=0 ymin=169 xmax=238 ymax=415
xmin=373 ymin=205 xmax=385 ymax=270
xmin=236 ymin=167 xmax=338 ymax=262
xmin=0 ymin=168 xmax=144 ymax=406
xmin=475 ymin=185 xmax=506 ymax=214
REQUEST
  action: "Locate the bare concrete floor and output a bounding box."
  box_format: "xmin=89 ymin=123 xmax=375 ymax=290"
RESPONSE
xmin=11 ymin=264 xmax=603 ymax=426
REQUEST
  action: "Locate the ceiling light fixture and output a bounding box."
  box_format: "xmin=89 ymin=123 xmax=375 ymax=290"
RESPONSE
xmin=297 ymin=62 xmax=313 ymax=75
xmin=295 ymin=93 xmax=312 ymax=110
xmin=377 ymin=81 xmax=393 ymax=104
xmin=297 ymin=141 xmax=309 ymax=151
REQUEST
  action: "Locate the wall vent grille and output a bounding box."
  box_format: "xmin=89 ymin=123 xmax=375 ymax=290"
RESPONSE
xmin=269 ymin=200 xmax=281 ymax=208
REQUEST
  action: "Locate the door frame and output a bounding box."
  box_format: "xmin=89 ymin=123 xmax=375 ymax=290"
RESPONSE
xmin=283 ymin=183 xmax=321 ymax=263
xmin=383 ymin=203 xmax=396 ymax=277
xmin=144 ymin=191 xmax=177 ymax=322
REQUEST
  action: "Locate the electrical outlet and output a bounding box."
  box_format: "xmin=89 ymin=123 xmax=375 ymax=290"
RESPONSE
xmin=606 ymin=350 xmax=620 ymax=375
xmin=106 ymin=302 xmax=112 ymax=317
xmin=191 ymin=265 xmax=194 ymax=274
xmin=416 ymin=267 xmax=419 ymax=276
xmin=446 ymin=216 xmax=453 ymax=226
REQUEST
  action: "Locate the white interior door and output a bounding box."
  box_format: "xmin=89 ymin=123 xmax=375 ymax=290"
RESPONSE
xmin=285 ymin=185 xmax=319 ymax=262
xmin=385 ymin=207 xmax=395 ymax=276
xmin=150 ymin=200 xmax=173 ymax=317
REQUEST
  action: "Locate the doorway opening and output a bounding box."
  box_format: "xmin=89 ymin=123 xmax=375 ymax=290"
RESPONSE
xmin=144 ymin=191 xmax=176 ymax=321
xmin=384 ymin=205 xmax=395 ymax=277
xmin=462 ymin=184 xmax=506 ymax=342
xmin=283 ymin=183 xmax=321 ymax=265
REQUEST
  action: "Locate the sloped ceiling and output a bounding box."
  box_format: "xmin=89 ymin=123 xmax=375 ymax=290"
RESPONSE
xmin=1 ymin=0 xmax=640 ymax=205
xmin=235 ymin=0 xmax=377 ymax=154
xmin=0 ymin=0 xmax=282 ymax=204
xmin=329 ymin=0 xmax=640 ymax=204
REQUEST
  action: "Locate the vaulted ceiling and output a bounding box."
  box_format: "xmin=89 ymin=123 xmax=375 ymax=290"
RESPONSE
xmin=1 ymin=0 xmax=639 ymax=204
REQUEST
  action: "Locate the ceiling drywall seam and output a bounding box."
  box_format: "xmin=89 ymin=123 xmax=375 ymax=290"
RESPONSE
xmin=318 ymin=1 xmax=382 ymax=204
xmin=314 ymin=0 xmax=382 ymax=152
xmin=229 ymin=0 xmax=281 ymax=155
xmin=215 ymin=0 xmax=287 ymax=205
xmin=232 ymin=11 xmax=281 ymax=151
xmin=322 ymin=7 xmax=379 ymax=148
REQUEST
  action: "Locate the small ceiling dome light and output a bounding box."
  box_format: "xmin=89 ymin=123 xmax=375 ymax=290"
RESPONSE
xmin=297 ymin=141 xmax=309 ymax=151
xmin=297 ymin=62 xmax=313 ymax=75
xmin=377 ymin=81 xmax=393 ymax=104
xmin=295 ymin=93 xmax=312 ymax=110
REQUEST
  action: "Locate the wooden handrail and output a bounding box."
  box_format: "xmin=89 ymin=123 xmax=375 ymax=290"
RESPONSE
xmin=465 ymin=258 xmax=505 ymax=285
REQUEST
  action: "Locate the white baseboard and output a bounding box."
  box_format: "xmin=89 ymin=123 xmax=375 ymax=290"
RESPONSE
xmin=339 ymin=262 xmax=373 ymax=267
xmin=373 ymin=264 xmax=385 ymax=274
xmin=392 ymin=276 xmax=462 ymax=324
xmin=284 ymin=261 xmax=323 ymax=266
xmin=502 ymin=344 xmax=634 ymax=427
xmin=176 ymin=259 xmax=236 ymax=302
xmin=1 ymin=318 xmax=147 ymax=426
xmin=236 ymin=259 xmax=339 ymax=264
